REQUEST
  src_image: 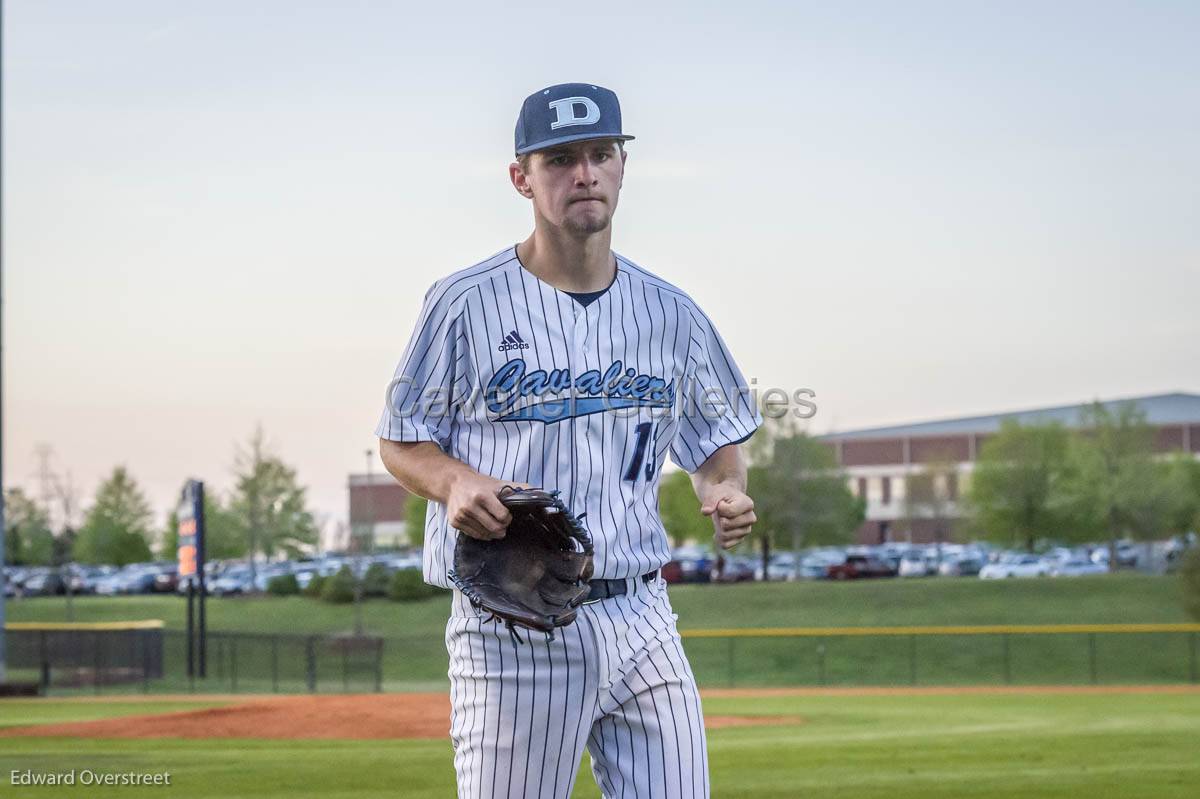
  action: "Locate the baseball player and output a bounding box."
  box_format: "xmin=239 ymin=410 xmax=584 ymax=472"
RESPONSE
xmin=377 ymin=82 xmax=761 ymax=798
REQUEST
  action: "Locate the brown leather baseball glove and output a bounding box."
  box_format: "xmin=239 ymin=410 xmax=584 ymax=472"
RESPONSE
xmin=448 ymin=486 xmax=594 ymax=641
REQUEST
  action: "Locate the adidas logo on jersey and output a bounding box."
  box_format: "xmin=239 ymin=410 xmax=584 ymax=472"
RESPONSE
xmin=497 ymin=330 xmax=530 ymax=352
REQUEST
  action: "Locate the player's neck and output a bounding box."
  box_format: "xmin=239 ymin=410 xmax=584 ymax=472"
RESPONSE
xmin=517 ymin=228 xmax=615 ymax=293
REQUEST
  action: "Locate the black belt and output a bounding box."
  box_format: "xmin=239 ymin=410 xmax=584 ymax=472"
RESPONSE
xmin=584 ymin=570 xmax=658 ymax=603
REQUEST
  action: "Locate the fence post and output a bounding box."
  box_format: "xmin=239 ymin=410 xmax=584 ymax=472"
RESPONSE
xmin=306 ymin=637 xmax=317 ymax=693
xmin=216 ymin=637 xmax=225 ymax=684
xmin=726 ymin=637 xmax=736 ymax=688
xmin=231 ymin=637 xmax=238 ymax=692
xmin=1088 ymin=633 xmax=1098 ymax=685
xmin=39 ymin=630 xmax=50 ymax=695
xmin=342 ymin=646 xmax=349 ymax=693
xmin=908 ymin=634 xmax=917 ymax=686
xmin=141 ymin=631 xmax=150 ymax=694
xmin=375 ymin=639 xmax=383 ymax=693
xmin=817 ymin=642 xmax=826 ymax=686
xmin=93 ymin=632 xmax=102 ymax=696
xmin=1189 ymin=632 xmax=1197 ymax=684
xmin=1002 ymin=634 xmax=1011 ymax=685
xmin=272 ymin=636 xmax=279 ymax=693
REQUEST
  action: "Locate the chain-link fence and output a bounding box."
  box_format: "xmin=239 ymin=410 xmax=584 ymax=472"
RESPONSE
xmin=681 ymin=624 xmax=1200 ymax=688
xmin=4 ymin=625 xmax=384 ymax=695
xmin=5 ymin=623 xmax=1198 ymax=695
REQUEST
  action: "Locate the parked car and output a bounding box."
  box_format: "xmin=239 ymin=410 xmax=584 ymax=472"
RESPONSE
xmin=117 ymin=569 xmax=160 ymax=595
xmin=979 ymin=554 xmax=1049 ymax=579
xmin=671 ymin=546 xmax=713 ymax=583
xmin=20 ymin=569 xmax=66 ymax=596
xmin=754 ymin=553 xmax=795 ymax=581
xmin=210 ymin=567 xmax=254 ymax=597
xmin=1090 ymin=543 xmax=1139 ymax=569
xmin=898 ymin=551 xmax=932 ymax=578
xmin=712 ymin=555 xmax=755 ymax=583
xmin=660 ymin=560 xmax=684 ymax=584
xmin=67 ymin=564 xmax=115 ymax=594
xmin=1050 ymin=559 xmax=1108 ymax=577
xmin=938 ymin=556 xmax=983 ymax=577
xmin=153 ymin=566 xmax=180 ymax=593
xmin=826 ymin=555 xmax=897 ymax=580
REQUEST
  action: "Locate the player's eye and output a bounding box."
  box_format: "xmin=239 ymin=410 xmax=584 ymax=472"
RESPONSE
xmin=550 ymin=154 xmax=570 ymax=166
xmin=595 ymin=151 xmax=610 ymax=162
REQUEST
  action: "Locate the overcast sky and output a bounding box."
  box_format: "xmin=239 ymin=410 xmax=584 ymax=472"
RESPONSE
xmin=5 ymin=0 xmax=1198 ymax=533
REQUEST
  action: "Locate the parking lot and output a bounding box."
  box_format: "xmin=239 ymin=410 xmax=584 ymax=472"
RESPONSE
xmin=7 ymin=535 xmax=1191 ymax=600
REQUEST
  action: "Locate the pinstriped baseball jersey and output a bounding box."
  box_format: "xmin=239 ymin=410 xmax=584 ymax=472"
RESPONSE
xmin=375 ymin=245 xmax=761 ymax=585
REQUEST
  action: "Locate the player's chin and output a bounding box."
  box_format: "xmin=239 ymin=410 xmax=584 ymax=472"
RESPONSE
xmin=562 ymin=208 xmax=611 ymax=236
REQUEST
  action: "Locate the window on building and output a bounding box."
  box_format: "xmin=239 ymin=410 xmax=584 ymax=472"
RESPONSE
xmin=881 ymin=476 xmax=892 ymax=504
xmin=946 ymin=472 xmax=959 ymax=501
xmin=857 ymin=477 xmax=868 ymax=499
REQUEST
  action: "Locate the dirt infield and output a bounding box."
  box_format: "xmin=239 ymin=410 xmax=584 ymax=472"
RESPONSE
xmin=3 ymin=685 xmax=1194 ymax=740
xmin=0 ymin=693 xmax=803 ymax=740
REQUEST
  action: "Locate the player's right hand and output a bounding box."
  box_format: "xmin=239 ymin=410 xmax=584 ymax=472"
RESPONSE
xmin=446 ymin=473 xmax=530 ymax=540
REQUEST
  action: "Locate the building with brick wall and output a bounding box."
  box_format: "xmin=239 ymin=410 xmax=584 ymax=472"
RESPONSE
xmin=820 ymin=392 xmax=1200 ymax=545
xmin=347 ymin=473 xmax=412 ymax=549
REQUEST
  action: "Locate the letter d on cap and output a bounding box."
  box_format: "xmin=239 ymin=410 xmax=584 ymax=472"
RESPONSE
xmin=548 ymin=97 xmax=600 ymax=130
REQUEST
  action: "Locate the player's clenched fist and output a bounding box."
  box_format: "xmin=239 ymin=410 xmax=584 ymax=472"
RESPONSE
xmin=446 ymin=472 xmax=529 ymax=541
xmin=701 ymin=486 xmax=757 ymax=550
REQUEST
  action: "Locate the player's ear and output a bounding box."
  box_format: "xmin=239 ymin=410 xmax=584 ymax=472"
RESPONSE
xmin=509 ymin=160 xmax=535 ymax=199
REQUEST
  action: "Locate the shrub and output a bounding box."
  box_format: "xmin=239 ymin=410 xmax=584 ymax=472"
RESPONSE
xmin=388 ymin=568 xmax=443 ymax=602
xmin=267 ymin=573 xmax=299 ymax=596
xmin=363 ymin=562 xmax=391 ymax=598
xmin=321 ymin=565 xmax=357 ymax=604
xmin=302 ymin=574 xmax=326 ymax=598
xmin=1181 ymin=548 xmax=1200 ymax=622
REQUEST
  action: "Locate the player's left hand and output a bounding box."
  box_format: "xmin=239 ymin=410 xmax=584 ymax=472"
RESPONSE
xmin=700 ymin=486 xmax=756 ymax=550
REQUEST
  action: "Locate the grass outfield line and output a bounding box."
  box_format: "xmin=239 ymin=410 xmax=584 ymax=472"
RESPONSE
xmin=0 ymin=690 xmax=1196 ymax=798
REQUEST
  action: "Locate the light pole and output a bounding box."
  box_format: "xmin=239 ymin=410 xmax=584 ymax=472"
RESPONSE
xmin=352 ymin=449 xmax=375 ymax=636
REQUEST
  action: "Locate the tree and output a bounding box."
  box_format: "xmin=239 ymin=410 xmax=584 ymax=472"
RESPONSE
xmin=3 ymin=488 xmax=54 ymax=566
xmin=748 ymin=421 xmax=863 ymax=578
xmin=1165 ymin=456 xmax=1200 ymax=536
xmin=1067 ymin=401 xmax=1182 ymax=569
xmin=161 ymin=485 xmax=246 ymax=562
xmin=405 ymin=492 xmax=429 ymax=548
xmin=73 ymin=467 xmax=154 ymax=566
xmin=658 ymin=470 xmax=711 ymax=548
xmin=902 ymin=458 xmax=958 ymax=546
xmin=227 ymin=427 xmax=319 ymax=585
xmin=965 ymin=420 xmax=1078 ymax=552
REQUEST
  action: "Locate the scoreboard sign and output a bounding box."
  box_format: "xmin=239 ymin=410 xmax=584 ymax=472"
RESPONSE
xmin=177 ymin=481 xmax=205 ymax=579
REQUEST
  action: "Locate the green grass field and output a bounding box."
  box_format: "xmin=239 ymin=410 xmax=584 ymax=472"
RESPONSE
xmin=1 ymin=690 xmax=1197 ymax=798
xmin=10 ymin=574 xmax=1193 ymax=634
xmin=6 ymin=575 xmax=1198 ymax=692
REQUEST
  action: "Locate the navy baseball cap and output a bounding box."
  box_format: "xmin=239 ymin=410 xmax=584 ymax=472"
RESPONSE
xmin=514 ymin=83 xmax=635 ymax=156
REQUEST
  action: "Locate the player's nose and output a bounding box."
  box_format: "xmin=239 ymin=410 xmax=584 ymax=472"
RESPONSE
xmin=572 ymin=159 xmax=598 ymax=185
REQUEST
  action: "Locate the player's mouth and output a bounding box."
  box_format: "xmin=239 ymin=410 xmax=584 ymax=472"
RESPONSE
xmin=569 ymin=196 xmax=605 ymax=205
